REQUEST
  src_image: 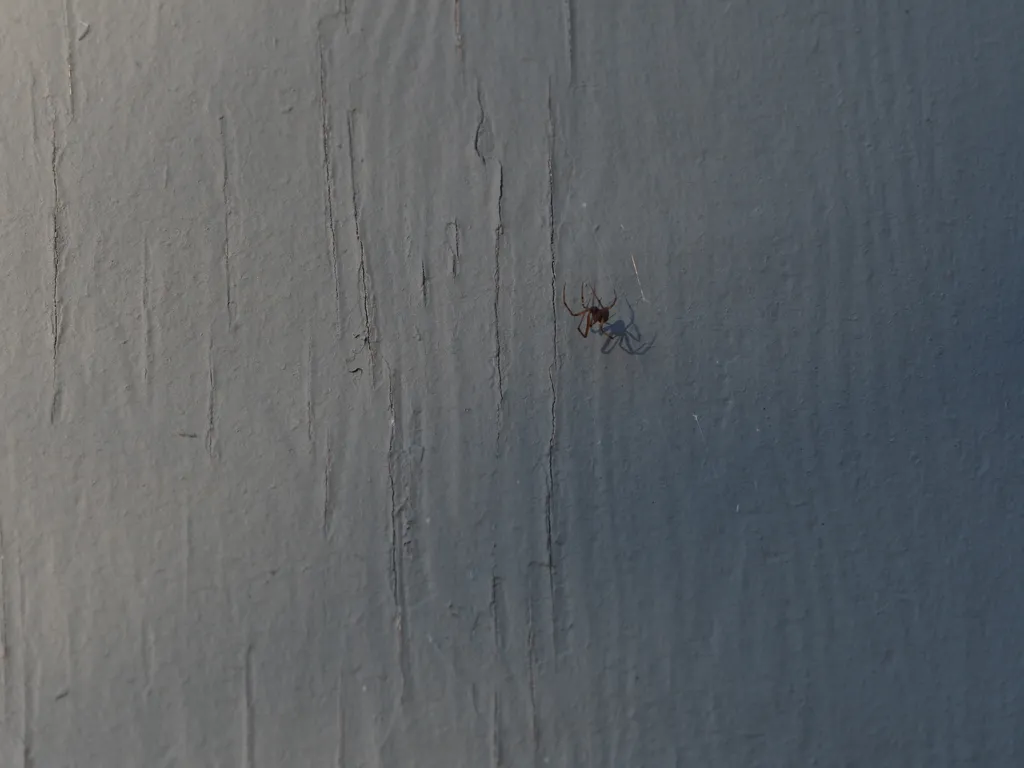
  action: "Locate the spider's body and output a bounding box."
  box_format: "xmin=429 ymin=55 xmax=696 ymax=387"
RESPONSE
xmin=563 ymin=283 xmax=617 ymax=338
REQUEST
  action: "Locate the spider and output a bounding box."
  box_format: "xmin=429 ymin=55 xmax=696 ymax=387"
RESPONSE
xmin=562 ymin=282 xmax=617 ymax=338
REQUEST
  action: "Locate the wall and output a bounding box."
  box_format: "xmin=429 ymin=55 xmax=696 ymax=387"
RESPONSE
xmin=1 ymin=1 xmax=1022 ymax=765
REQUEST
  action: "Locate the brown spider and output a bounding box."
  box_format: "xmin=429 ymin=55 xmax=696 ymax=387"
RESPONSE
xmin=562 ymin=282 xmax=617 ymax=338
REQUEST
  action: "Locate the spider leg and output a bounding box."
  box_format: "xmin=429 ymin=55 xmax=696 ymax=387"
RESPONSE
xmin=605 ymin=291 xmax=618 ymax=311
xmin=563 ymin=285 xmax=585 ymax=316
xmin=579 ymin=315 xmax=591 ymax=338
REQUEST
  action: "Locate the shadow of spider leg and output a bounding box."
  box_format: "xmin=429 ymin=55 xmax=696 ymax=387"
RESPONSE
xmin=600 ymin=298 xmax=655 ymax=356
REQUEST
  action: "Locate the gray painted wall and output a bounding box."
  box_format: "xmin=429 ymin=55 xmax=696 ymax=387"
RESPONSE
xmin=1 ymin=1 xmax=1022 ymax=765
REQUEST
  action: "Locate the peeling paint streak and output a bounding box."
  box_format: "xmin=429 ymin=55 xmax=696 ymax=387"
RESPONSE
xmin=141 ymin=621 xmax=154 ymax=700
xmin=489 ymin=555 xmax=502 ymax=654
xmin=386 ymin=364 xmax=401 ymax=615
xmin=453 ymin=0 xmax=463 ymax=60
xmin=49 ymin=110 xmax=65 ymax=425
xmin=385 ymin=362 xmax=411 ymax=700
xmin=141 ymin=237 xmax=152 ymax=398
xmin=306 ymin=332 xmax=315 ymax=446
xmin=63 ymin=0 xmax=77 ymax=119
xmin=182 ymin=508 xmax=192 ymax=613
xmin=0 ymin=517 xmax=7 ymax=709
xmin=563 ymin=0 xmax=576 ymax=88
xmin=335 ymin=685 xmax=346 ymax=767
xmin=317 ymin=32 xmax=342 ymax=332
xmin=491 ymin=691 xmax=503 ymax=767
xmin=322 ymin=432 xmax=334 ymax=539
xmin=445 ymin=219 xmax=461 ymax=277
xmin=526 ymin=597 xmax=540 ymax=764
xmin=205 ymin=336 xmax=217 ymax=461
xmin=219 ymin=115 xmax=235 ymax=329
xmin=18 ymin=548 xmax=33 ymax=768
xmin=28 ymin=70 xmax=39 ymax=152
xmin=243 ymin=644 xmax=254 ymax=768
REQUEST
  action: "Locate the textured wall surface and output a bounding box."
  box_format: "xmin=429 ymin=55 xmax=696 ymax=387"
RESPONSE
xmin=1 ymin=1 xmax=1023 ymax=765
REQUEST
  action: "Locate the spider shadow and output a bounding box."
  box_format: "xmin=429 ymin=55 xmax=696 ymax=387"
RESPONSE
xmin=598 ymin=298 xmax=656 ymax=356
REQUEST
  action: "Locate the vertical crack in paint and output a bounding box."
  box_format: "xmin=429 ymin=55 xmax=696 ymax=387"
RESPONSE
xmin=492 ymin=164 xmax=505 ymax=441
xmin=474 ymin=81 xmax=488 ymax=165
